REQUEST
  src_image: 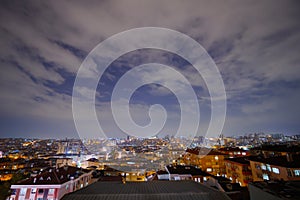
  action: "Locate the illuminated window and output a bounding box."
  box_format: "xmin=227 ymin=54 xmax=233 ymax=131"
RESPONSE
xmin=207 ymin=168 xmax=212 ymax=172
xmin=266 ymin=164 xmax=271 ymax=172
xmin=263 ymin=174 xmax=269 ymax=180
xmin=272 ymin=167 xmax=280 ymax=174
xmin=48 ymin=189 xmax=55 ymax=195
xmin=20 ymin=188 xmax=27 ymax=196
xmin=261 ymin=164 xmax=266 ymax=170
xmin=214 ymin=156 xmax=219 ymax=160
xmin=242 ymin=152 xmax=246 ymax=156
xmin=294 ymin=170 xmax=300 ymax=176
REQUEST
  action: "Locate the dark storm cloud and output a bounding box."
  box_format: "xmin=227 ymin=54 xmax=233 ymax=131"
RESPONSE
xmin=0 ymin=0 xmax=300 ymax=138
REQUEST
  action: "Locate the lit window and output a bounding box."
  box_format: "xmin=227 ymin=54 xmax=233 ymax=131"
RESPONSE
xmin=20 ymin=188 xmax=27 ymax=196
xmin=266 ymin=164 xmax=271 ymax=172
xmin=263 ymin=174 xmax=269 ymax=180
xmin=261 ymin=164 xmax=266 ymax=170
xmin=272 ymin=167 xmax=280 ymax=174
xmin=48 ymin=189 xmax=55 ymax=195
xmin=294 ymin=170 xmax=300 ymax=176
xmin=207 ymin=168 xmax=212 ymax=172
xmin=214 ymin=156 xmax=219 ymax=160
xmin=203 ymin=177 xmax=207 ymax=181
xmin=242 ymin=152 xmax=246 ymax=156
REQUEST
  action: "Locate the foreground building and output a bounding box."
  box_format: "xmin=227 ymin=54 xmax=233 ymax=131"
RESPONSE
xmin=248 ymin=181 xmax=300 ymax=200
xmin=8 ymin=166 xmax=93 ymax=200
xmin=62 ymin=180 xmax=231 ymax=200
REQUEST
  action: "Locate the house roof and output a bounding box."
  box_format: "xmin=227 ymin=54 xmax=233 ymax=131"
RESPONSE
xmin=62 ymin=181 xmax=231 ymax=200
xmin=15 ymin=166 xmax=90 ymax=185
xmin=248 ymin=155 xmax=300 ymax=168
xmin=165 ymin=165 xmax=210 ymax=176
xmin=186 ymin=147 xmax=227 ymax=156
xmin=225 ymin=156 xmax=257 ymax=165
xmin=218 ymin=147 xmax=248 ymax=152
xmin=252 ymin=144 xmax=300 ymax=153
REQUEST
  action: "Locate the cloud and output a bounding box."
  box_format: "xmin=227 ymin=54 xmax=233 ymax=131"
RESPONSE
xmin=0 ymin=0 xmax=299 ymax=137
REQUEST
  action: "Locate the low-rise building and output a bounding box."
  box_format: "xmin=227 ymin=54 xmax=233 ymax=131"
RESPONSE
xmin=8 ymin=166 xmax=93 ymax=200
xmin=249 ymin=154 xmax=300 ymax=182
xmin=224 ymin=157 xmax=253 ymax=186
xmin=182 ymin=147 xmax=228 ymax=176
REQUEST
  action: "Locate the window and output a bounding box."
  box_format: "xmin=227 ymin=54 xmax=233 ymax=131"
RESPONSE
xmin=263 ymin=174 xmax=269 ymax=181
xmin=294 ymin=170 xmax=300 ymax=176
xmin=48 ymin=189 xmax=55 ymax=195
xmin=261 ymin=164 xmax=266 ymax=170
xmin=272 ymin=167 xmax=280 ymax=174
xmin=11 ymin=189 xmax=17 ymax=195
xmin=287 ymin=169 xmax=292 ymax=177
xmin=38 ymin=189 xmax=44 ymax=194
xmin=207 ymin=168 xmax=212 ymax=172
xmin=266 ymin=164 xmax=271 ymax=172
xmin=31 ymin=188 xmax=36 ymax=194
xmin=20 ymin=188 xmax=27 ymax=196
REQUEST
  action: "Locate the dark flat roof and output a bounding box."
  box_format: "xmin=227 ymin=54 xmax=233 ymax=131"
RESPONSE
xmin=62 ymin=181 xmax=230 ymax=200
xmin=225 ymin=156 xmax=257 ymax=165
xmin=166 ymin=165 xmax=210 ymax=176
xmin=252 ymin=144 xmax=300 ymax=153
xmin=248 ymin=155 xmax=300 ymax=168
xmin=249 ymin=181 xmax=300 ymax=200
xmin=187 ymin=147 xmax=228 ymax=156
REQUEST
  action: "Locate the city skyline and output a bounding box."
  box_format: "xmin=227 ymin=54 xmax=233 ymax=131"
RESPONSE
xmin=1 ymin=0 xmax=300 ymax=139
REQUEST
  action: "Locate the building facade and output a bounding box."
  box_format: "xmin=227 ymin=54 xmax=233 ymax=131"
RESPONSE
xmin=8 ymin=166 xmax=93 ymax=200
xmin=249 ymin=154 xmax=300 ymax=182
xmin=224 ymin=157 xmax=253 ymax=187
xmin=181 ymin=148 xmax=228 ymax=176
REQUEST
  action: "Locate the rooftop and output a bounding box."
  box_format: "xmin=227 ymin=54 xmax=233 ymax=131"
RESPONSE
xmin=186 ymin=147 xmax=228 ymax=156
xmin=249 ymin=181 xmax=300 ymax=200
xmin=15 ymin=166 xmax=90 ymax=185
xmin=225 ymin=156 xmax=257 ymax=165
xmin=166 ymin=165 xmax=210 ymax=176
xmin=62 ymin=181 xmax=231 ymax=200
xmin=248 ymin=155 xmax=300 ymax=168
xmin=252 ymin=144 xmax=300 ymax=153
xmin=218 ymin=147 xmax=248 ymax=152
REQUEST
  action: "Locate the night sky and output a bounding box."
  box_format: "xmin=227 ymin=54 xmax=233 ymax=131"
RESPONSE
xmin=0 ymin=0 xmax=300 ymax=139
